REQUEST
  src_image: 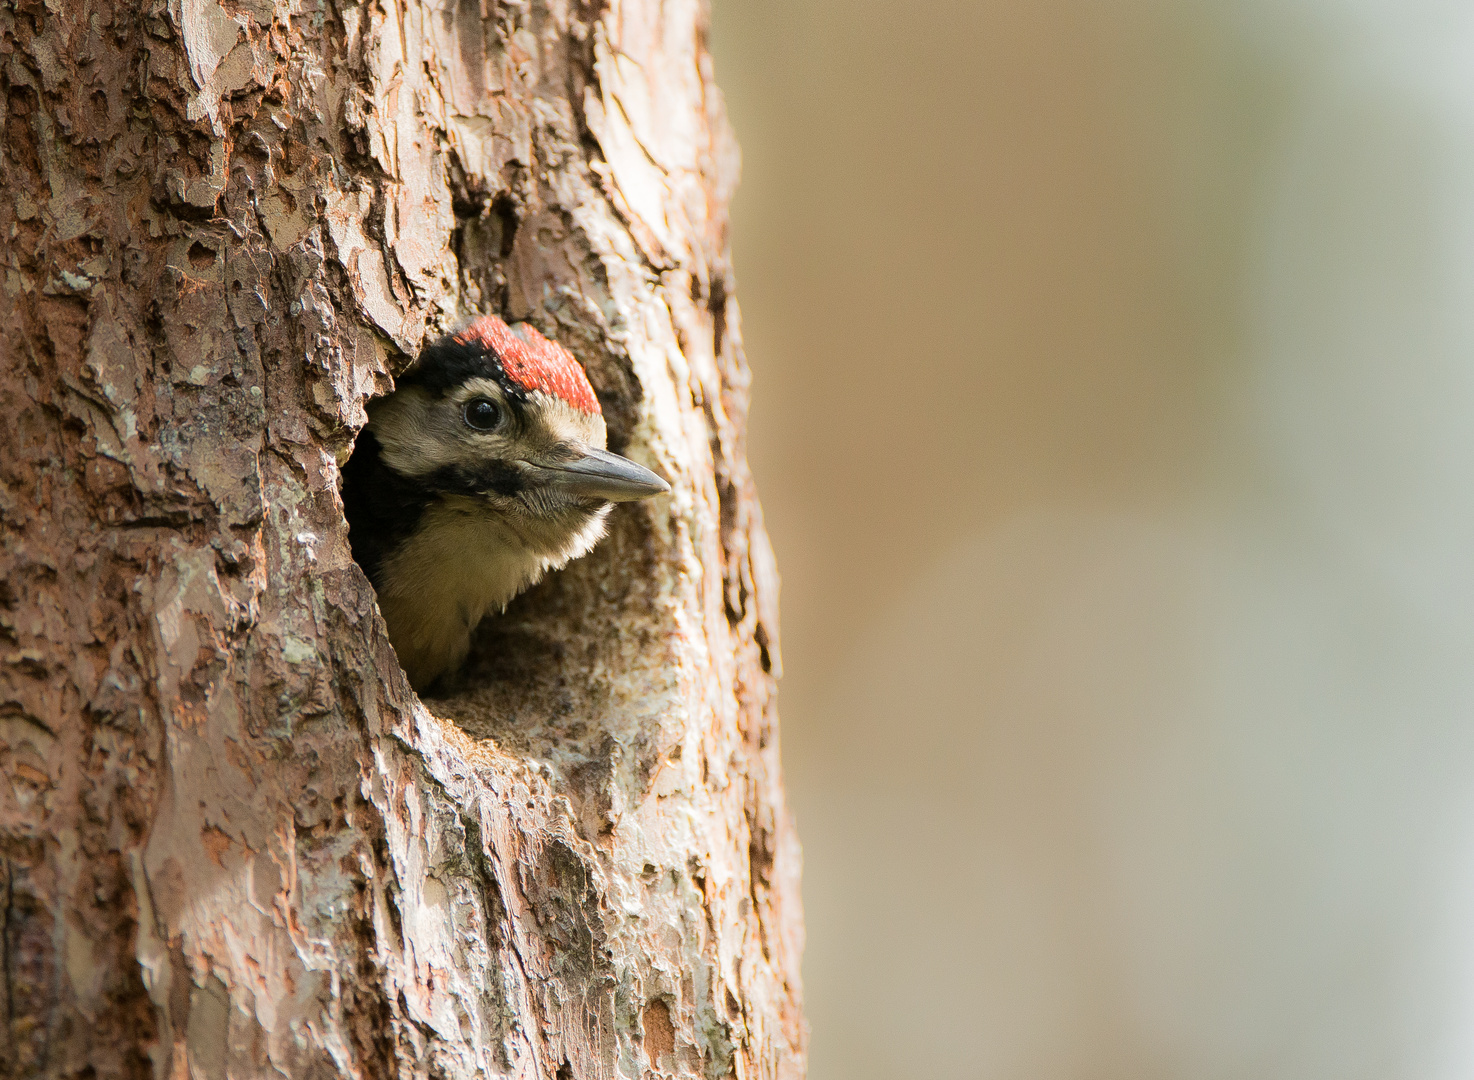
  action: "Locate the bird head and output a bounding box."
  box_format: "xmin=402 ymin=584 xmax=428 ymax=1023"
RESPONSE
xmin=365 ymin=315 xmax=669 ymax=542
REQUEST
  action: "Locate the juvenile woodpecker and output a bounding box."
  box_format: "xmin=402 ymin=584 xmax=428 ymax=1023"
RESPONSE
xmin=341 ymin=315 xmax=669 ymax=691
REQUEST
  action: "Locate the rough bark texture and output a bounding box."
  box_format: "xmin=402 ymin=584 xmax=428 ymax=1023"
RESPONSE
xmin=0 ymin=0 xmax=802 ymax=1076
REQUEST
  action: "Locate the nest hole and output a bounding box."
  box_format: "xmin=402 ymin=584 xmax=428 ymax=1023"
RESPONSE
xmin=338 ymin=379 xmax=672 ymax=779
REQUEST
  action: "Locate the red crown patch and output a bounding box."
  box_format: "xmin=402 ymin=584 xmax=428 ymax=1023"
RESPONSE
xmin=454 ymin=316 xmax=601 ymax=416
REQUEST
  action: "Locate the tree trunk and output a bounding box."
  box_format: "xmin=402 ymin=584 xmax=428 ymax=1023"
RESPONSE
xmin=0 ymin=0 xmax=802 ymax=1076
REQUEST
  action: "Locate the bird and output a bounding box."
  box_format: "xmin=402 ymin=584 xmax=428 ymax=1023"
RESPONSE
xmin=341 ymin=315 xmax=670 ymax=692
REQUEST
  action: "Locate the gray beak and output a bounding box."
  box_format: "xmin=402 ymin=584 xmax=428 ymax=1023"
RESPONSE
xmin=538 ymin=447 xmax=671 ymax=502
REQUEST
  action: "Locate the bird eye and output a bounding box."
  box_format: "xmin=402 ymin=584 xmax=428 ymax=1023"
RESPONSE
xmin=463 ymin=397 xmax=502 ymax=431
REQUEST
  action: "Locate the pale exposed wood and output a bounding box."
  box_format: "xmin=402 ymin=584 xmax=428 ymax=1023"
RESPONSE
xmin=0 ymin=0 xmax=802 ymax=1075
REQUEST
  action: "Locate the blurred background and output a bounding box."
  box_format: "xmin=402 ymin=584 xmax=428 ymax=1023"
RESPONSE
xmin=708 ymin=1 xmax=1474 ymax=1077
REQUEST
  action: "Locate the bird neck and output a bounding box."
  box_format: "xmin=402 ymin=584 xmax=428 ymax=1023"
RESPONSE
xmin=369 ymin=497 xmax=611 ymax=690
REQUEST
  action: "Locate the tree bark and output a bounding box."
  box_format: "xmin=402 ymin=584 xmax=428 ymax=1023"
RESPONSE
xmin=0 ymin=0 xmax=802 ymax=1076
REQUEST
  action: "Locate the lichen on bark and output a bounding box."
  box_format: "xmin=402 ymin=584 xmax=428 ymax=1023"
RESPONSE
xmin=0 ymin=0 xmax=803 ymax=1076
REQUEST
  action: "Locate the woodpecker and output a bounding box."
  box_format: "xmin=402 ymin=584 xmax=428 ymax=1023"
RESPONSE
xmin=341 ymin=315 xmax=669 ymax=692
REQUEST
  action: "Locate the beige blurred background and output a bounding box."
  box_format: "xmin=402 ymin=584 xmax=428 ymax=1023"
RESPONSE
xmin=708 ymin=1 xmax=1474 ymax=1077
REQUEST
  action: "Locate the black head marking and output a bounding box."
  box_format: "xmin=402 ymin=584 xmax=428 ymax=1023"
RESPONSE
xmin=398 ymin=332 xmax=532 ymax=406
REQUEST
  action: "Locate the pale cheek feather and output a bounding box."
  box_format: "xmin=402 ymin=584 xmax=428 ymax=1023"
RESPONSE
xmin=370 ymin=388 xmax=459 ymax=478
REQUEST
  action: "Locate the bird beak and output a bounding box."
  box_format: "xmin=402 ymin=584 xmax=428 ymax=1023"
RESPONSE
xmin=536 ymin=447 xmax=671 ymax=502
